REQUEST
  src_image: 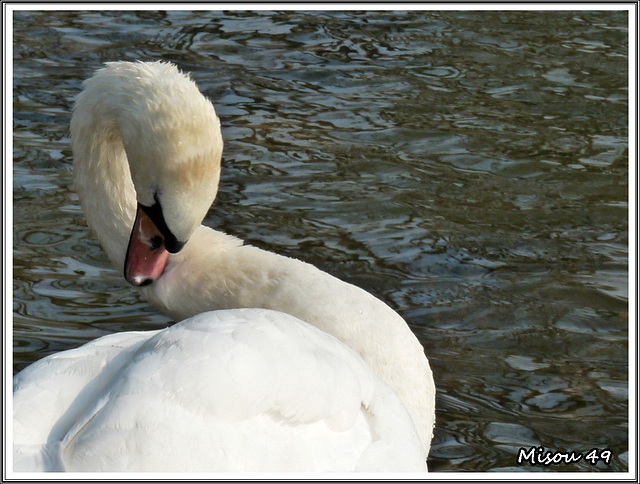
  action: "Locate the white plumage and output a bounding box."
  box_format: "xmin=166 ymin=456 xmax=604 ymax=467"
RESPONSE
xmin=14 ymin=309 xmax=425 ymax=472
xmin=13 ymin=61 xmax=435 ymax=473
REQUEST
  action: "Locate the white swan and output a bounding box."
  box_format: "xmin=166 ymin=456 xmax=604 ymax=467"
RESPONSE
xmin=13 ymin=61 xmax=436 ymax=473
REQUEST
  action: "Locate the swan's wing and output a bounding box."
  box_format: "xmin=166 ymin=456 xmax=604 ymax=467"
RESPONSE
xmin=14 ymin=309 xmax=425 ymax=472
xmin=13 ymin=330 xmax=158 ymax=471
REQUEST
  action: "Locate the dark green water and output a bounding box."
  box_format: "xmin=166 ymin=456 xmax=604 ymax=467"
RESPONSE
xmin=12 ymin=9 xmax=629 ymax=472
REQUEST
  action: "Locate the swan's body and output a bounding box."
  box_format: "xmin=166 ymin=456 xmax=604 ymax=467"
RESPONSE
xmin=14 ymin=309 xmax=425 ymax=472
xmin=13 ymin=61 xmax=436 ymax=472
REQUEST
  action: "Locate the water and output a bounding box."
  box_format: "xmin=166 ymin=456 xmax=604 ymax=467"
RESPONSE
xmin=12 ymin=9 xmax=629 ymax=472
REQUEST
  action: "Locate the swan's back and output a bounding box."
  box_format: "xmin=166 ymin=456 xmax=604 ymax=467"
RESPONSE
xmin=14 ymin=309 xmax=426 ymax=472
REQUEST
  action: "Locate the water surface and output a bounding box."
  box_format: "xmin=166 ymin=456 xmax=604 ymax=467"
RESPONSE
xmin=12 ymin=9 xmax=629 ymax=472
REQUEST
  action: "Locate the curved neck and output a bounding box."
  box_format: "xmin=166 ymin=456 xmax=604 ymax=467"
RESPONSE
xmin=72 ymin=117 xmax=136 ymax=272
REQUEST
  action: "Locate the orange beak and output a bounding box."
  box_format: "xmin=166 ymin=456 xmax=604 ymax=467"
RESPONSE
xmin=124 ymin=205 xmax=170 ymax=286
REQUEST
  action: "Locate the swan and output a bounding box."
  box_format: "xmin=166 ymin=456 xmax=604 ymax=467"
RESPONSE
xmin=13 ymin=60 xmax=436 ymax=472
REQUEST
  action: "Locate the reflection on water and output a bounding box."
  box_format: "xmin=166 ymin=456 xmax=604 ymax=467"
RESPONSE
xmin=12 ymin=9 xmax=629 ymax=472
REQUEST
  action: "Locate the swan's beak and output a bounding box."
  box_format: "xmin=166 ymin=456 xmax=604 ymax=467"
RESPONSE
xmin=124 ymin=205 xmax=170 ymax=287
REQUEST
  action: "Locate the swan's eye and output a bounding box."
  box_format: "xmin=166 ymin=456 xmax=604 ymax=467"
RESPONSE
xmin=149 ymin=235 xmax=163 ymax=251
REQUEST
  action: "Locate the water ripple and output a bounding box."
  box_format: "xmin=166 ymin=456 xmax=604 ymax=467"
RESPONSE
xmin=12 ymin=9 xmax=629 ymax=472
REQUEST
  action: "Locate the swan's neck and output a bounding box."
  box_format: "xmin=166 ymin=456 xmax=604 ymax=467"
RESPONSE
xmin=72 ymin=115 xmax=136 ymax=272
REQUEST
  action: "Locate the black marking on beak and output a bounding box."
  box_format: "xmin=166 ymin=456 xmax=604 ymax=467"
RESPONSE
xmin=139 ymin=194 xmax=186 ymax=254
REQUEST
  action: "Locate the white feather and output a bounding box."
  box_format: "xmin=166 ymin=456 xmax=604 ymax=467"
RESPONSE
xmin=14 ymin=310 xmax=425 ymax=472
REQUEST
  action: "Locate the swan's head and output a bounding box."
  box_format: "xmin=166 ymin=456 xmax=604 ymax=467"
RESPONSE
xmin=77 ymin=61 xmax=223 ymax=286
